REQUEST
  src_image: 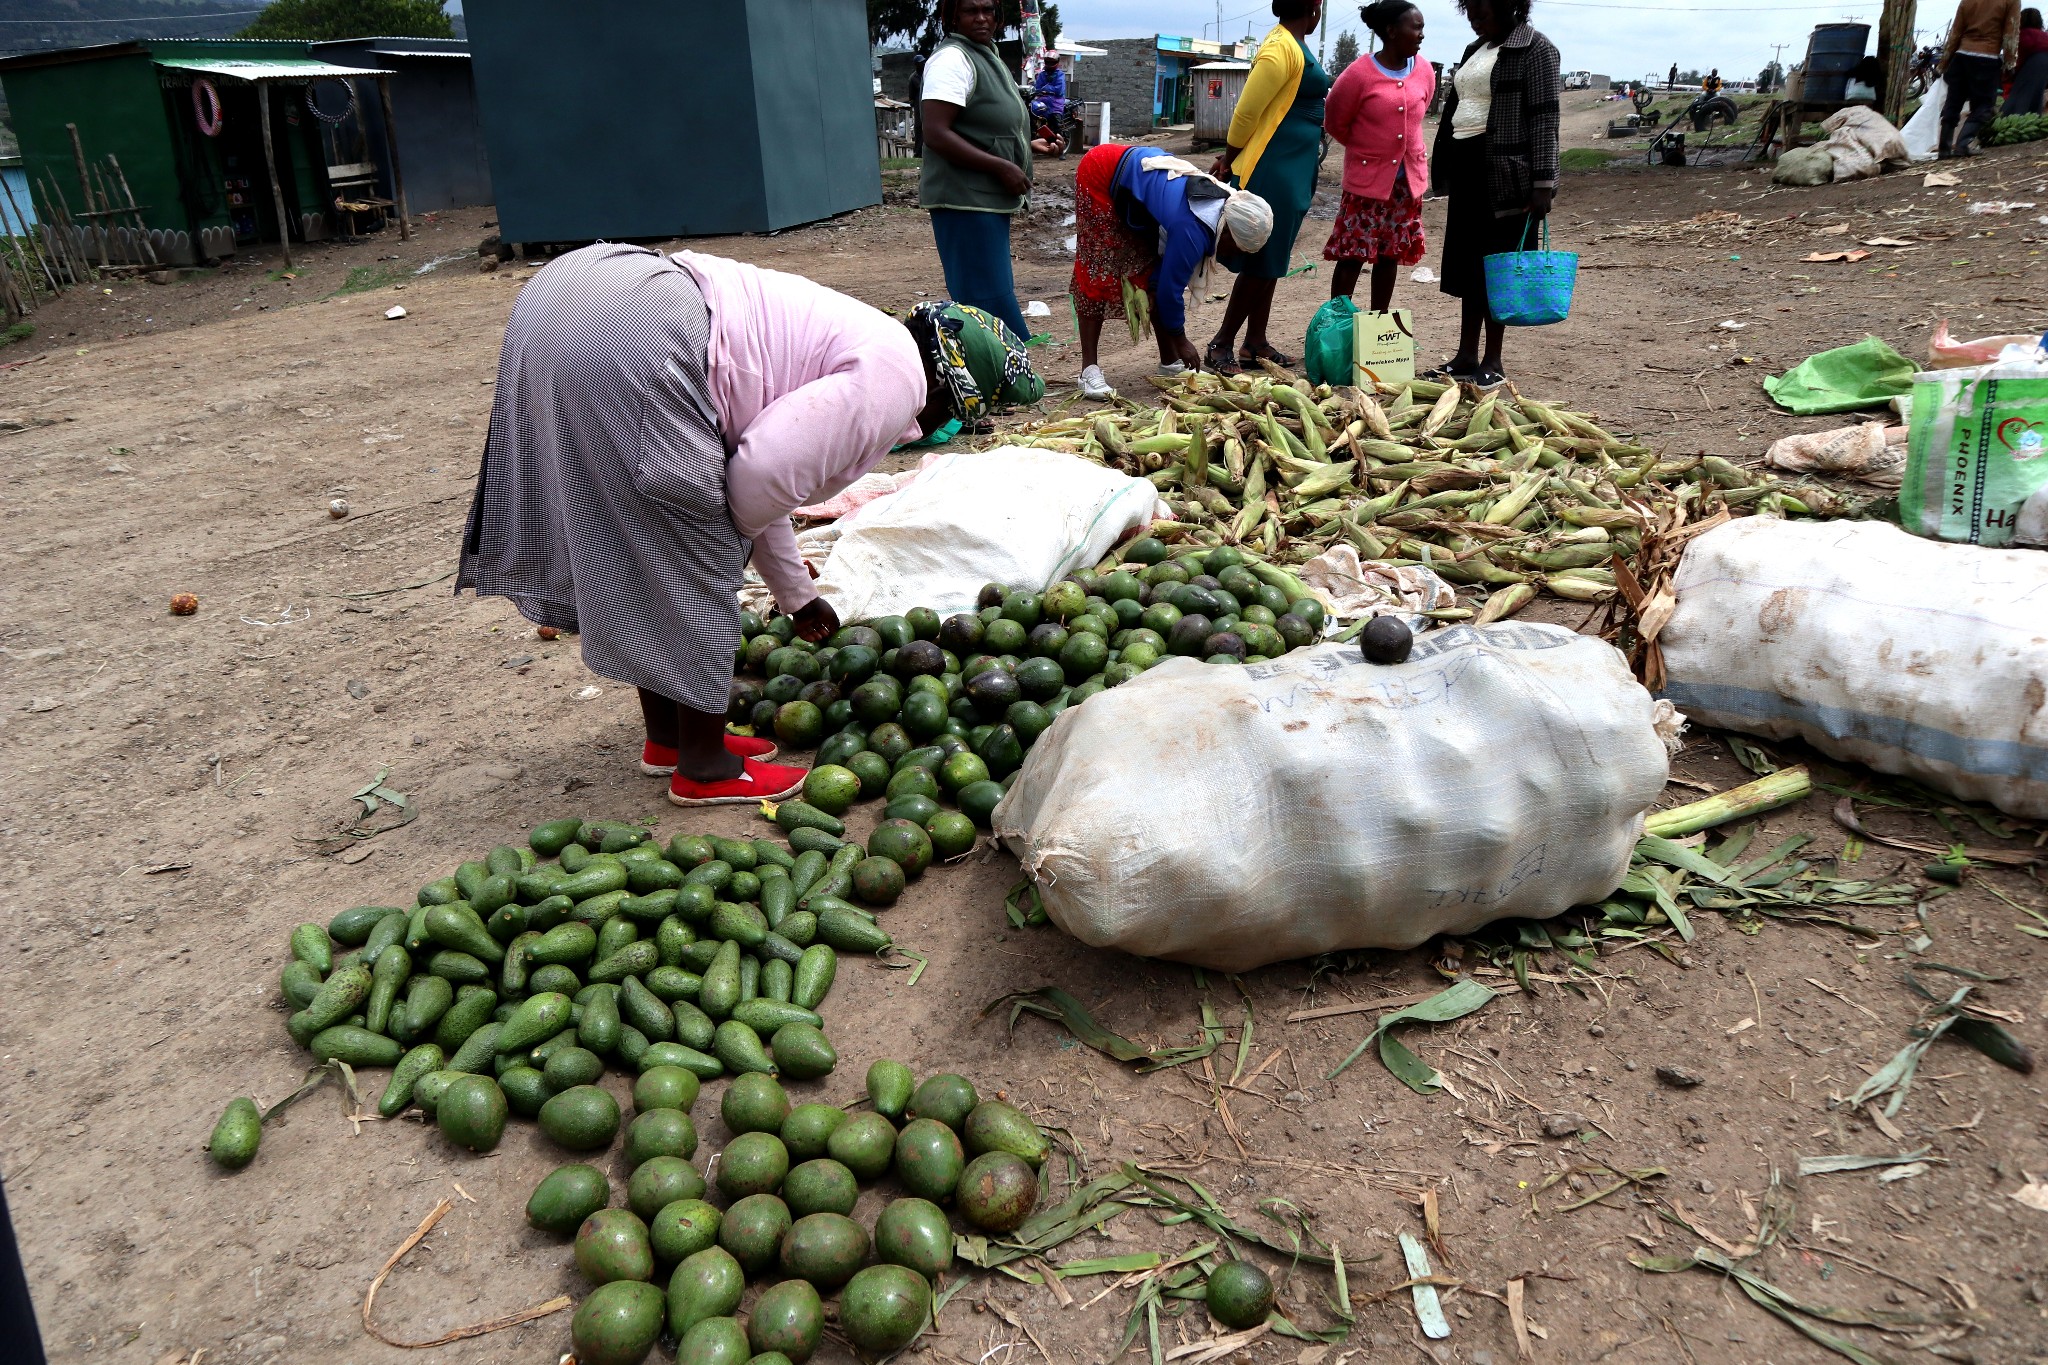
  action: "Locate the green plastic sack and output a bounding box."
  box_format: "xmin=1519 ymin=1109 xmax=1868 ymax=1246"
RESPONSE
xmin=1305 ymin=296 xmax=1358 ymax=387
xmin=1762 ymin=336 xmax=1914 ymax=415
xmin=1900 ymin=358 xmax=2048 ymax=546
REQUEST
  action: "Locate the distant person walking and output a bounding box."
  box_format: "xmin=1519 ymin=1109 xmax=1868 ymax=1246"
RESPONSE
xmin=1429 ymin=0 xmax=1562 ymax=388
xmin=2004 ymin=7 xmax=2048 ymax=115
xmin=1204 ymin=0 xmax=1332 ymax=373
xmin=919 ymin=0 xmax=1035 ymax=339
xmin=1322 ymin=0 xmax=1436 ymax=312
xmin=1940 ymin=0 xmax=2022 ymax=156
xmin=1668 ymin=61 xmax=1678 ymax=87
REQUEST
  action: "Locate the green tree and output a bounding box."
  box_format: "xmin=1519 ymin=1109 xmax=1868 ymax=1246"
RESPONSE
xmin=240 ymin=0 xmax=453 ymax=41
xmin=868 ymin=0 xmax=1059 ymax=56
xmin=1331 ymin=30 xmax=1359 ymax=75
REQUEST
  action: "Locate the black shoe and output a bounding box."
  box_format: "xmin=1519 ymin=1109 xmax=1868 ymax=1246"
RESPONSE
xmin=1471 ymin=366 xmax=1507 ymax=390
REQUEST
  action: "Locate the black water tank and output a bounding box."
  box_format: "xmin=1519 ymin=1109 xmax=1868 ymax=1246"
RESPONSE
xmin=1803 ymin=22 xmax=1870 ymax=103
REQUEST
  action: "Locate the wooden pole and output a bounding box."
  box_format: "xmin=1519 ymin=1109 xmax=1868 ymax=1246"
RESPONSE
xmin=1878 ymin=0 xmax=1916 ymax=129
xmin=0 ymin=172 xmax=54 ymax=298
xmin=257 ymin=82 xmax=295 ymax=269
xmin=104 ymin=155 xmax=160 ymax=267
xmin=42 ymin=174 xmax=88 ymax=283
xmin=375 ymin=77 xmax=411 ymax=241
xmin=66 ymin=123 xmax=110 ymax=271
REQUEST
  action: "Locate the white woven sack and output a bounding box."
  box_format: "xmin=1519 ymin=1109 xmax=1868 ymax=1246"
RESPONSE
xmin=993 ymin=624 xmax=1669 ymax=971
xmin=1660 ymin=518 xmax=2048 ymax=818
xmin=813 ymin=447 xmax=1164 ymax=622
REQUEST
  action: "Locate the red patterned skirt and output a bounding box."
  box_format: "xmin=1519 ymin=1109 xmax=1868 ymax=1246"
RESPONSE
xmin=1323 ymin=174 xmax=1427 ymax=266
xmin=1071 ymin=143 xmax=1158 ymax=321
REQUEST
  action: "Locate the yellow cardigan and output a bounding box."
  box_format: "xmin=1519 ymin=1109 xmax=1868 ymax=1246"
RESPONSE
xmin=1226 ymin=25 xmax=1306 ymax=185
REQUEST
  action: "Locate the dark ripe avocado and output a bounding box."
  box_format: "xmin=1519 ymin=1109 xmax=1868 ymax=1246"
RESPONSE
xmin=976 ymin=581 xmax=1009 ymax=609
xmin=779 ymin=1211 xmax=871 ymax=1289
xmin=1360 ymin=615 xmax=1414 ymax=664
xmin=716 ymin=1193 xmax=792 ymax=1277
xmin=727 ymin=679 xmax=764 ymax=723
xmin=796 ymin=679 xmax=839 ymax=710
xmin=964 ymin=666 xmax=1021 ymax=719
xmin=1204 ymin=631 xmax=1248 ymax=661
xmin=571 ymin=1279 xmax=666 ymax=1365
xmin=650 ymin=1197 xmax=722 ymax=1264
xmin=867 ymin=820 xmax=934 ymax=877
xmin=1205 ymin=1259 xmax=1276 ymax=1329
xmin=1026 ymin=622 xmax=1070 ymax=659
xmin=874 ymin=1196 xmax=955 ymax=1280
xmin=909 ymin=1073 xmax=979 ymax=1130
xmin=852 ymin=855 xmax=907 ymax=906
xmin=956 ymin=1151 xmax=1038 ymax=1233
xmin=627 ymin=1154 xmax=706 ymax=1221
xmin=937 ymin=618 xmax=983 ymax=663
xmin=780 ymin=1102 xmax=849 ymax=1161
xmin=526 ymin=1162 xmax=611 ymax=1235
xmin=1178 ymin=585 xmax=1221 ymax=617
xmin=1167 ymin=613 xmax=1214 ymax=656
xmin=782 ymin=1158 xmax=860 ymax=1217
xmin=574 ymin=1207 xmax=654 ymax=1285
xmin=748 ymin=1278 xmax=825 ymax=1361
xmin=1274 ymin=613 xmax=1317 ymax=650
xmin=749 ymin=697 xmax=781 ymax=732
xmin=828 ymin=1111 xmax=900 ymax=1180
xmin=665 ymin=1245 xmax=745 ymax=1338
xmin=892 ymin=1118 xmax=966 ymax=1203
xmin=540 ymin=1084 xmax=621 ymax=1151
xmin=840 ymin=1264 xmax=933 ymax=1357
xmin=894 ymin=639 xmax=946 ymax=678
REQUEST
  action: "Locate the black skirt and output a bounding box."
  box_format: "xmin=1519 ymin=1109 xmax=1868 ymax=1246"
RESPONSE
xmin=1437 ymin=133 xmax=1533 ymax=305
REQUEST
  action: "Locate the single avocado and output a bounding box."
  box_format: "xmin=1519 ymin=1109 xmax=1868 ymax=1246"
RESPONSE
xmin=781 ymin=1158 xmax=859 ymax=1218
xmin=622 ymin=1108 xmax=698 ymax=1170
xmin=908 ymin=1073 xmax=979 ymax=1132
xmin=873 ymin=1196 xmax=954 ymax=1280
xmin=827 ymin=1111 xmax=899 ymax=1181
xmin=747 ymin=1278 xmax=825 ymax=1361
xmin=720 ymin=1071 xmax=791 ymax=1135
xmin=778 ymin=1211 xmax=870 ymax=1290
xmin=866 ymin=1059 xmax=915 ymax=1123
xmin=769 ymin=1023 xmax=838 ymax=1081
xmin=574 ymin=1208 xmax=654 ymax=1285
xmin=780 ymin=1102 xmax=849 ymax=1161
xmin=1359 ymin=614 xmax=1414 ymax=664
xmin=963 ymin=1100 xmax=1051 ymax=1168
xmin=499 ymin=1065 xmax=551 ymax=1119
xmin=437 ymin=1075 xmax=508 ymax=1154
xmin=539 ymin=1084 xmax=621 ymax=1151
xmin=649 ymin=1197 xmax=721 ymax=1265
xmin=839 ymin=1264 xmax=932 ymax=1358
xmin=542 ymin=1044 xmax=606 ymax=1093
xmin=207 ymin=1097 xmax=261 ymax=1171
xmin=664 ymin=1245 xmax=744 ymax=1337
xmin=715 ymin=1130 xmax=789 ymax=1200
xmin=626 ymin=1154 xmax=706 ymax=1222
xmin=674 ymin=1316 xmax=750 ymax=1365
xmin=892 ymin=1118 xmax=966 ymax=1203
xmin=956 ymin=1151 xmax=1038 ymax=1233
xmin=570 ymin=1279 xmax=665 ymax=1365
xmin=1205 ymin=1259 xmax=1276 ymax=1329
xmin=716 ymin=1193 xmax=792 ymax=1278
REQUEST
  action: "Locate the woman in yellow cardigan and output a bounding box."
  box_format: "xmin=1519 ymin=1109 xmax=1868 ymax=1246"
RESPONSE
xmin=1205 ymin=0 xmax=1330 ymax=373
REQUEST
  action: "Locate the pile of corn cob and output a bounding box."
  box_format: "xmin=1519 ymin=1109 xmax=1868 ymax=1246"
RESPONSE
xmin=1003 ymin=370 xmax=1851 ymax=622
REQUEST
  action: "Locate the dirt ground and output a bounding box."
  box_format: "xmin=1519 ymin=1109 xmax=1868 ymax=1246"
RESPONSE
xmin=3 ymin=126 xmax=2047 ymax=1365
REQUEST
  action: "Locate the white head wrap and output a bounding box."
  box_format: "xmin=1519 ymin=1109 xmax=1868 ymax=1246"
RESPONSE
xmin=1136 ymin=155 xmax=1276 ymax=317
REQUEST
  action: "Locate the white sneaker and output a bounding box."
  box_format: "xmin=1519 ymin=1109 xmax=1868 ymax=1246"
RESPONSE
xmin=1079 ymin=364 xmax=1117 ymax=400
xmin=1156 ymin=361 xmax=1189 ymax=378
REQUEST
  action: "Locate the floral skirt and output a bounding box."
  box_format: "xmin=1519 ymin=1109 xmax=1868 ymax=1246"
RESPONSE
xmin=1070 ymin=144 xmax=1157 ymax=321
xmin=1322 ymin=176 xmax=1427 ymax=266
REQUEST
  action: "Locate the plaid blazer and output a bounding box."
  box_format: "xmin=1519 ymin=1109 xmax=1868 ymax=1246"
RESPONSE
xmin=1431 ymin=24 xmax=1562 ymax=217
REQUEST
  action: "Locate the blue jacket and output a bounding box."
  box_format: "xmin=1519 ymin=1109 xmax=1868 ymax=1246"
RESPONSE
xmin=1110 ymin=145 xmax=1224 ymax=333
xmin=1031 ymin=67 xmax=1068 ymax=116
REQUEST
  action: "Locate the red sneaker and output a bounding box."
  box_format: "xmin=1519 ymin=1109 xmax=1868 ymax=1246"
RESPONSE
xmin=668 ymin=757 xmax=807 ymax=806
xmin=641 ymin=734 xmax=779 ymax=775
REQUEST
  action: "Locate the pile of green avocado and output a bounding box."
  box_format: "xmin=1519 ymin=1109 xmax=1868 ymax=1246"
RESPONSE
xmin=210 ymin=815 xmax=925 ymax=1173
xmin=734 ymin=541 xmax=1332 ymax=838
xmin=528 ymin=1062 xmax=1047 ymax=1364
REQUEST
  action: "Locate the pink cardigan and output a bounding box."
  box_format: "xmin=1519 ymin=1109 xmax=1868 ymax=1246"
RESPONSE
xmin=1324 ymin=54 xmax=1435 ymax=200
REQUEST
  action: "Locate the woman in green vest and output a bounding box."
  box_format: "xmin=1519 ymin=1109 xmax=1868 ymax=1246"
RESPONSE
xmin=1205 ymin=0 xmax=1331 ymax=373
xmin=918 ymin=0 xmax=1036 ymax=341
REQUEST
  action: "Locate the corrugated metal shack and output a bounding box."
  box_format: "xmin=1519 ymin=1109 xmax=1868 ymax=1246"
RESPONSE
xmin=312 ymin=37 xmax=491 ymax=212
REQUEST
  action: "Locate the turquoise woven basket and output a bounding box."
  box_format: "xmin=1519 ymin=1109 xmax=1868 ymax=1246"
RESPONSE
xmin=1484 ymin=219 xmax=1578 ymax=327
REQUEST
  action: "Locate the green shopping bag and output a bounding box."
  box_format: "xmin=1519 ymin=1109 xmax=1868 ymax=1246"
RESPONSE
xmin=1304 ymin=295 xmax=1358 ymax=387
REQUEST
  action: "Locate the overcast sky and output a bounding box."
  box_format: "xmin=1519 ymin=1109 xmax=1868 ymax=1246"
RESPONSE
xmin=1060 ymin=0 xmax=1962 ymax=83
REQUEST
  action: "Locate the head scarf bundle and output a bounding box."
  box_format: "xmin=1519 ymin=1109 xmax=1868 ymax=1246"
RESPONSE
xmin=905 ymin=301 xmax=1034 ymax=424
xmin=1138 ymin=155 xmax=1274 ymax=316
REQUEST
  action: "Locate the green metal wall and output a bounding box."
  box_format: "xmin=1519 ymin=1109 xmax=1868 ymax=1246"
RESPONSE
xmin=2 ymin=52 xmax=184 ymax=231
xmin=752 ymin=0 xmax=882 ymax=231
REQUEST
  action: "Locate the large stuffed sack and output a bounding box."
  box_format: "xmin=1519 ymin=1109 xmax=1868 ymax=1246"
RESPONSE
xmin=1660 ymin=518 xmax=2048 ymax=819
xmin=994 ymin=624 xmax=1670 ymax=971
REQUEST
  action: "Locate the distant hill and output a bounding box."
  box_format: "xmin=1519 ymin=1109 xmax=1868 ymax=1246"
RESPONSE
xmin=0 ymin=1 xmax=264 ymax=60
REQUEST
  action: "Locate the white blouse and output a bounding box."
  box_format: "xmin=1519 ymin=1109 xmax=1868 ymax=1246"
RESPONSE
xmin=1450 ymin=44 xmax=1500 ymax=140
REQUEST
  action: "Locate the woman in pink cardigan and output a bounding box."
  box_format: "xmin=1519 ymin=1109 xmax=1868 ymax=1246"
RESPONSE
xmin=1322 ymin=0 xmax=1433 ymax=311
